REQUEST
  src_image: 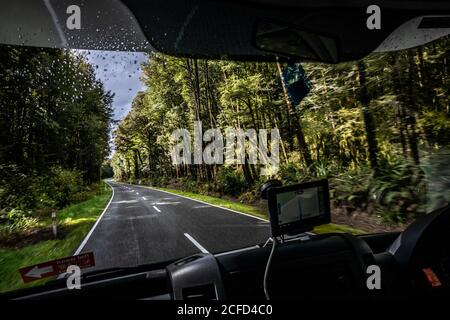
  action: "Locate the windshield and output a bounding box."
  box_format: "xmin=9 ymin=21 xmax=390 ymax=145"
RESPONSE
xmin=1 ymin=33 xmax=449 ymax=293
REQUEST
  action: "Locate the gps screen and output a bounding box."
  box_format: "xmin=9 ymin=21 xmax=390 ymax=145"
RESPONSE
xmin=276 ymin=186 xmax=325 ymax=226
xmin=268 ymin=180 xmax=330 ymax=236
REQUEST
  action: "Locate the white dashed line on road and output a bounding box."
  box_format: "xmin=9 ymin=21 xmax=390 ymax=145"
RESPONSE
xmin=153 ymin=205 xmax=161 ymax=213
xmin=153 ymin=202 xmax=180 ymax=205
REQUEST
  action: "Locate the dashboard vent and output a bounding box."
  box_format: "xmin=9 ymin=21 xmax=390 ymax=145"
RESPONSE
xmin=182 ymin=284 xmax=217 ymax=300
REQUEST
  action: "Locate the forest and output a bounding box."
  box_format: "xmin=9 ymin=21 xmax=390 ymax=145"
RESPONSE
xmin=0 ymin=46 xmax=113 ymax=233
xmin=112 ymin=36 xmax=450 ymax=230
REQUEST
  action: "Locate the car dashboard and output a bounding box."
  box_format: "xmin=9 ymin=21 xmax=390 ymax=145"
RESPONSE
xmin=1 ymin=232 xmax=402 ymax=300
xmin=4 ymin=205 xmax=450 ymax=301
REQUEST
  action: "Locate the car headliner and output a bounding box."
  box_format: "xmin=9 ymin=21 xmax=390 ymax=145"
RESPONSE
xmin=0 ymin=0 xmax=449 ymax=62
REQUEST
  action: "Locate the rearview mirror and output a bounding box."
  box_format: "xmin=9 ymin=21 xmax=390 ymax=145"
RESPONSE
xmin=255 ymin=20 xmax=339 ymax=63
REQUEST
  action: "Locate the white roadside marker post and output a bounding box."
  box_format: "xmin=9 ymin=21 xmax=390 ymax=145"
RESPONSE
xmin=52 ymin=211 xmax=57 ymax=238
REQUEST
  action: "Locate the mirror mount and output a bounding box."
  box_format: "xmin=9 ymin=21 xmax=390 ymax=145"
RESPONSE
xmin=260 ymin=180 xmax=283 ymax=200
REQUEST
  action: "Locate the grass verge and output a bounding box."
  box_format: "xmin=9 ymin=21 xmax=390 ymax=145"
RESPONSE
xmin=0 ymin=182 xmax=112 ymax=293
xmin=150 ymin=186 xmax=365 ymax=235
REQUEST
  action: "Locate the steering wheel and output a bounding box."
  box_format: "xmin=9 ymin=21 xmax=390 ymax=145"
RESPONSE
xmin=388 ymin=204 xmax=450 ymax=297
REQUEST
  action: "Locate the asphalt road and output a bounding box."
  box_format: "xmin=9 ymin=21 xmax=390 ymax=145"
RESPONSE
xmin=77 ymin=181 xmax=270 ymax=271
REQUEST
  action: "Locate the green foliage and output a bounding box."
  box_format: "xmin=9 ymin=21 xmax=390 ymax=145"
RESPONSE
xmin=216 ymin=167 xmax=247 ymax=196
xmin=111 ymin=37 xmax=450 ymax=226
xmin=44 ymin=167 xmax=87 ymax=208
xmin=0 ymin=45 xmax=112 ymax=183
xmin=100 ymin=162 xmax=114 ymax=179
xmin=0 ymin=209 xmax=38 ymax=236
xmin=278 ymin=162 xmax=308 ymax=184
xmin=0 ymin=164 xmax=37 ymax=210
xmin=278 ymin=157 xmax=429 ymax=224
xmin=330 ymin=166 xmax=371 ymax=208
xmin=0 ymin=45 xmax=112 ymax=231
xmin=0 ymin=165 xmax=88 ymax=212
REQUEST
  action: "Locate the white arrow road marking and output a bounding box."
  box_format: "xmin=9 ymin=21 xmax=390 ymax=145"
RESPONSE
xmin=184 ymin=233 xmax=209 ymax=254
xmin=113 ymin=200 xmax=138 ymax=204
xmin=25 ymin=265 xmax=54 ymax=278
xmin=152 ymin=206 xmax=161 ymax=213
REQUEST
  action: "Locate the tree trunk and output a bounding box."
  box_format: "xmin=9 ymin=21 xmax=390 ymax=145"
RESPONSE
xmin=276 ymin=62 xmax=313 ymax=169
xmin=357 ymin=60 xmax=379 ymax=175
xmin=406 ymin=50 xmax=420 ymax=166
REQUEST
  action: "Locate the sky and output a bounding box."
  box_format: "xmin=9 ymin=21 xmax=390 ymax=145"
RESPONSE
xmin=80 ymin=50 xmax=149 ymax=155
xmin=83 ymin=50 xmax=148 ymax=121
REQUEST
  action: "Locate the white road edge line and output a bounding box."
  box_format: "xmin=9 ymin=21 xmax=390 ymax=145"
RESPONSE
xmin=73 ymin=180 xmax=115 ymax=256
xmin=153 ymin=205 xmax=161 ymax=213
xmin=132 ymin=184 xmax=269 ymax=222
xmin=184 ymin=233 xmax=209 ymax=254
xmin=58 ymin=181 xmax=114 ymax=279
